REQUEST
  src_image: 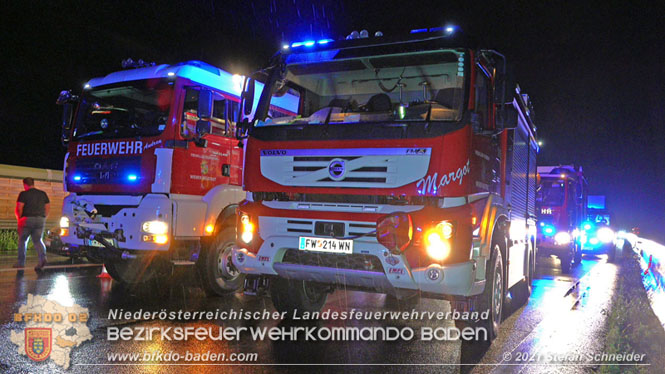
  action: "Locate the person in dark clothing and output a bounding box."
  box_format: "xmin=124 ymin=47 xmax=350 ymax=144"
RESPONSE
xmin=14 ymin=177 xmax=50 ymax=270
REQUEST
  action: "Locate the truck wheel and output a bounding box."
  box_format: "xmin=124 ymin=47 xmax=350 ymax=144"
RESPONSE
xmin=573 ymin=245 xmax=582 ymax=264
xmin=200 ymin=228 xmax=245 ymax=296
xmin=270 ymin=277 xmax=328 ymax=317
xmin=560 ymin=252 xmax=572 ymax=273
xmin=475 ymin=243 xmax=504 ymax=341
xmin=607 ymin=244 xmax=617 ymax=263
xmin=105 ymin=258 xmax=157 ymax=285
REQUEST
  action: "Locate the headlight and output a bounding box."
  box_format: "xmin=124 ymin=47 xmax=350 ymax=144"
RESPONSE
xmin=554 ymin=231 xmax=571 ymax=245
xmin=59 ymin=216 xmax=69 ymax=228
xmin=597 ymin=227 xmax=615 ymax=243
xmin=142 ymin=220 xmax=168 ymax=235
xmin=424 ymin=221 xmax=454 ymax=261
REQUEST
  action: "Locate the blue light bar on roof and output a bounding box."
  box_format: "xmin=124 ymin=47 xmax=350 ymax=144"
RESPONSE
xmin=290 ymin=38 xmax=333 ymax=48
xmin=410 ymin=28 xmax=428 ymax=34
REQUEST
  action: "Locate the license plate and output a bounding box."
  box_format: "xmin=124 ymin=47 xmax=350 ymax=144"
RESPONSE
xmin=298 ymin=236 xmax=353 ymax=254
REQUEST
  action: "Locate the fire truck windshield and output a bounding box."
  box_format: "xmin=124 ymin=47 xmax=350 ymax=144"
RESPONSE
xmin=73 ymin=79 xmax=173 ymax=141
xmin=537 ymin=180 xmax=565 ymax=207
xmin=257 ymin=50 xmax=465 ymax=127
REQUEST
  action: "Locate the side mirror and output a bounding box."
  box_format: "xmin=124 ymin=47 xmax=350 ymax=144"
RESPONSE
xmin=242 ymin=78 xmax=255 ymax=116
xmin=197 ymin=89 xmax=213 ymax=119
xmin=376 ymin=212 xmax=413 ymax=254
xmin=57 ymin=90 xmax=78 ymax=147
xmin=56 ymin=90 xmax=77 ymax=105
xmin=60 ymin=103 xmax=73 ymax=146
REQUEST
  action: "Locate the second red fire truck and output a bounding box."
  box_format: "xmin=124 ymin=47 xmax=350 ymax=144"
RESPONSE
xmin=233 ymin=28 xmax=539 ymax=340
xmin=56 ymin=60 xmax=298 ymax=295
xmin=536 ymin=165 xmax=587 ymax=273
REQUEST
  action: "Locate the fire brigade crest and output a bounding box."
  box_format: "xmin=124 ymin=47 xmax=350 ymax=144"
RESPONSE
xmin=10 ymin=294 xmax=92 ymax=369
xmin=201 ymin=160 xmax=209 ymax=175
xmin=25 ymin=328 xmax=52 ymax=361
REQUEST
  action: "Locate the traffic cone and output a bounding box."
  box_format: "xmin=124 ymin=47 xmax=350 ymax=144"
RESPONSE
xmin=97 ymin=264 xmax=112 ymax=279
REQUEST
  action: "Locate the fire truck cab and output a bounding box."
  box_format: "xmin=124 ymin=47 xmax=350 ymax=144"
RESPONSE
xmin=536 ymin=165 xmax=587 ymax=273
xmin=56 ymin=60 xmax=297 ymax=295
xmin=233 ymin=29 xmax=539 ymax=340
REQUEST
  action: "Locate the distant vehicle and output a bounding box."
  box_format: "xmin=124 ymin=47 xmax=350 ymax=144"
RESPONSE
xmin=536 ymin=165 xmax=587 ymax=273
xmin=579 ymin=195 xmax=617 ymax=261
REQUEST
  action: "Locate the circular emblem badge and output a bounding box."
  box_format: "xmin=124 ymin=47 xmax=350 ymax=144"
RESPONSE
xmin=328 ymin=158 xmax=346 ymax=181
xmin=100 ymin=118 xmax=109 ymax=129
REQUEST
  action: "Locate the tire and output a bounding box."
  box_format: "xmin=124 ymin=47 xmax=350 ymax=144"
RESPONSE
xmin=607 ymin=244 xmax=617 ymax=263
xmin=199 ymin=228 xmax=245 ymax=296
xmin=474 ymin=242 xmax=505 ymax=341
xmin=270 ymin=277 xmax=328 ymax=317
xmin=105 ymin=257 xmax=159 ymax=285
xmin=560 ymin=252 xmax=572 ymax=273
xmin=573 ymin=244 xmax=582 ymax=264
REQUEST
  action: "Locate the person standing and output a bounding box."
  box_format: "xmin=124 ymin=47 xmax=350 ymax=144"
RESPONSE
xmin=14 ymin=177 xmax=50 ymax=270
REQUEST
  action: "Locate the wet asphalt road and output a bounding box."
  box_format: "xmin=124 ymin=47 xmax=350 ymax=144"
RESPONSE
xmin=0 ymin=251 xmax=615 ymax=374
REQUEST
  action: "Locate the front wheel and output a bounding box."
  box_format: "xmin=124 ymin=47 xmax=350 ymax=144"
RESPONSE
xmin=199 ymin=228 xmax=245 ymax=296
xmin=270 ymin=277 xmax=328 ymax=317
xmin=470 ymin=243 xmax=504 ymax=342
xmin=573 ymin=244 xmax=582 ymax=264
xmin=607 ymin=243 xmax=617 ymax=263
xmin=560 ymin=247 xmax=573 ymax=274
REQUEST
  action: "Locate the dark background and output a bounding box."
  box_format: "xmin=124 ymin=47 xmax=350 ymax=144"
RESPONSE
xmin=1 ymin=1 xmax=663 ymax=241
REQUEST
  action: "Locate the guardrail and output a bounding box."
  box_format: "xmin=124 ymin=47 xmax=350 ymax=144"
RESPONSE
xmin=626 ymin=235 xmax=665 ymax=328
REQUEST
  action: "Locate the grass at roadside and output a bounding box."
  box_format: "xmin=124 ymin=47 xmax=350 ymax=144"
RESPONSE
xmin=601 ymin=253 xmax=665 ymax=374
xmin=0 ymin=229 xmax=37 ymax=252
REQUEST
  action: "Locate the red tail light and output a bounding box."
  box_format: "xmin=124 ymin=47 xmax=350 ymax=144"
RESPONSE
xmin=376 ymin=212 xmax=413 ymax=254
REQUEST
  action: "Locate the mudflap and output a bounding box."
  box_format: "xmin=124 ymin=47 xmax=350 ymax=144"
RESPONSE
xmin=243 ymin=275 xmax=270 ymax=296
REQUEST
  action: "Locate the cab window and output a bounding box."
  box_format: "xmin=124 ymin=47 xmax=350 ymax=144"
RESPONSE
xmin=181 ymin=87 xmax=237 ymax=137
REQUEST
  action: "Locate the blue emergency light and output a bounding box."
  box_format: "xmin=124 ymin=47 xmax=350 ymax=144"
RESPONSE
xmin=127 ymin=174 xmax=138 ymax=182
xmin=290 ymin=38 xmax=332 ymax=48
xmin=73 ymin=175 xmax=82 ymax=182
xmin=543 ymin=225 xmax=556 ymax=236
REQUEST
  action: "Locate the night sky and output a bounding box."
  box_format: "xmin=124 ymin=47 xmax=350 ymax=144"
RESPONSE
xmin=2 ymin=1 xmax=663 ymax=241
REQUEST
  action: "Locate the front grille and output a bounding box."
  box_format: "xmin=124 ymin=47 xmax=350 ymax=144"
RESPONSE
xmin=260 ymin=147 xmax=432 ymax=188
xmin=281 ymin=249 xmax=384 ymax=272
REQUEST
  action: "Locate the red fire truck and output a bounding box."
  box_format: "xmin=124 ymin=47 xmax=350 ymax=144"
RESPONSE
xmin=56 ymin=60 xmax=298 ymax=295
xmin=536 ymin=165 xmax=587 ymax=273
xmin=233 ymin=29 xmax=539 ymax=340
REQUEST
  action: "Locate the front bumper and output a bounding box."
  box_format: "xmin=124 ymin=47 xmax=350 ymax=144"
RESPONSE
xmin=232 ymin=221 xmax=484 ymax=298
xmin=60 ymin=193 xmax=173 ymax=255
